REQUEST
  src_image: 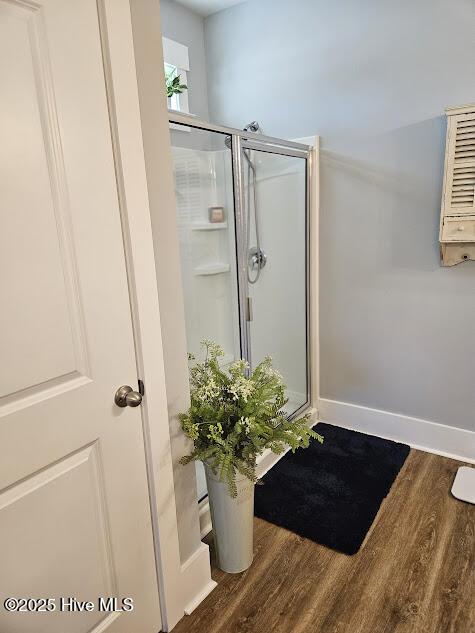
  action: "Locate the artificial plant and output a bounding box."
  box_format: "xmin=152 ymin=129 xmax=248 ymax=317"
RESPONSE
xmin=180 ymin=340 xmax=323 ymax=497
xmin=166 ymin=70 xmax=187 ymax=99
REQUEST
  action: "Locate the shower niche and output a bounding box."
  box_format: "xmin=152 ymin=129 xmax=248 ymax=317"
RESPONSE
xmin=169 ymin=115 xmax=312 ymax=501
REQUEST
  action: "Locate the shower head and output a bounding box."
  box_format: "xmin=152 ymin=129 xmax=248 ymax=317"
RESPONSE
xmin=224 ymin=121 xmax=262 ymax=149
xmin=243 ymin=121 xmax=261 ymax=133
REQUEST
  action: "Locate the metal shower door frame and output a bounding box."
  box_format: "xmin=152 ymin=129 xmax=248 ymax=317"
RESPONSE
xmin=168 ymin=111 xmax=312 ymax=419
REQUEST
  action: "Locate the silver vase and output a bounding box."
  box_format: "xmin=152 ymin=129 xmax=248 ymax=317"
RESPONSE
xmin=204 ymin=463 xmax=255 ymax=573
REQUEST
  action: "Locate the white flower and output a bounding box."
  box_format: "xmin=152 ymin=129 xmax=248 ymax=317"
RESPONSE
xmin=240 ymin=416 xmax=253 ymax=434
xmin=195 ymin=377 xmax=220 ymax=402
xmin=229 ymin=359 xmax=250 ymax=377
xmin=202 ymin=339 xmax=224 ymax=358
xmin=228 ymin=376 xmax=253 ymax=402
xmin=263 ymin=365 xmax=283 ymax=381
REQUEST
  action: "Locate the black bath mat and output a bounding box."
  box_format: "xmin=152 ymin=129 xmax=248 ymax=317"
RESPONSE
xmin=254 ymin=423 xmax=410 ymax=555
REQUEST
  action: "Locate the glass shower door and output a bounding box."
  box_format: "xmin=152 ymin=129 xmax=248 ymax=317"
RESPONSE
xmin=242 ymin=146 xmax=309 ymax=416
xmin=168 ymin=112 xmax=312 ymax=502
xmin=169 ymin=123 xmax=242 ymax=500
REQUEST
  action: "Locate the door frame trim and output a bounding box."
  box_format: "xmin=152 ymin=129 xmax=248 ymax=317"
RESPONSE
xmin=98 ymin=1 xmax=183 ymax=629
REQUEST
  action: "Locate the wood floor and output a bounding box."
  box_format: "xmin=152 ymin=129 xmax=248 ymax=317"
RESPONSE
xmin=174 ymin=451 xmax=475 ymax=633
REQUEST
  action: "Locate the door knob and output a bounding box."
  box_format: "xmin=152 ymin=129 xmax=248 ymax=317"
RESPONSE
xmin=114 ymin=385 xmax=143 ymax=408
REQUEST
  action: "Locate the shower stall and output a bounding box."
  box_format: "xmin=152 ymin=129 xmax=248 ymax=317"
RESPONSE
xmin=168 ymin=112 xmax=313 ymax=500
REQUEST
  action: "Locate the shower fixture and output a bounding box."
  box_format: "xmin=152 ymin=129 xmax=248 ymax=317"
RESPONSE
xmin=248 ymin=246 xmax=267 ymax=271
xmin=243 ymin=121 xmax=261 ymax=133
xmin=245 ymin=150 xmax=266 ymax=285
xmin=225 ymin=122 xmax=266 ymax=284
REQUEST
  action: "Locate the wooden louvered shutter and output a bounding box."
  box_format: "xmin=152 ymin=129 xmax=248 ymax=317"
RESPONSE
xmin=440 ymin=104 xmax=475 ymax=266
xmin=443 ymin=111 xmax=475 ymax=215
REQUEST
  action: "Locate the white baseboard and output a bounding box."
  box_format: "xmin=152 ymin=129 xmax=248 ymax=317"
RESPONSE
xmin=180 ymin=542 xmax=217 ymax=615
xmin=318 ymin=398 xmax=475 ymax=464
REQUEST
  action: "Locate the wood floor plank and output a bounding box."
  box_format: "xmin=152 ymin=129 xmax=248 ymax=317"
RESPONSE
xmin=314 ymin=450 xmax=432 ymax=633
xmin=425 ymin=486 xmax=475 ymax=633
xmin=355 ymin=453 xmax=461 ymax=633
xmin=387 ymin=455 xmax=466 ymax=633
xmin=173 ymin=451 xmax=475 ymax=633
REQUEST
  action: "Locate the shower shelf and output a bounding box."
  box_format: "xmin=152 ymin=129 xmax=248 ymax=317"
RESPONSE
xmin=191 ymin=222 xmax=228 ymax=231
xmin=193 ymin=263 xmax=230 ymax=276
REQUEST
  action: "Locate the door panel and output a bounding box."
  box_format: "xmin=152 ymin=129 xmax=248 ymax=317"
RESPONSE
xmin=0 ymin=445 xmax=116 ymax=633
xmin=0 ymin=2 xmax=160 ymax=632
xmin=245 ymin=149 xmax=309 ymax=416
xmin=169 ymin=125 xmax=241 ymax=366
xmin=0 ymin=1 xmax=87 ymax=404
xmin=169 ymin=124 xmax=242 ymax=501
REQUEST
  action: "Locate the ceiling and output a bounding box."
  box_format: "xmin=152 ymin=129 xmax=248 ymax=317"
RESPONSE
xmin=173 ymin=0 xmax=246 ymax=17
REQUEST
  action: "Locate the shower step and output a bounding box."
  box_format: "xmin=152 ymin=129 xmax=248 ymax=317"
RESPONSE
xmin=194 ymin=263 xmax=230 ymax=276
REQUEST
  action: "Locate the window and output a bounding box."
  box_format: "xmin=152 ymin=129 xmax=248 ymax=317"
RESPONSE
xmin=164 ymin=63 xmax=182 ymax=111
xmin=162 ymin=37 xmax=189 ymax=114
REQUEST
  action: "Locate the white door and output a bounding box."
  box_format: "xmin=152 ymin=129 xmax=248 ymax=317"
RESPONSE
xmin=0 ymin=1 xmax=161 ymax=632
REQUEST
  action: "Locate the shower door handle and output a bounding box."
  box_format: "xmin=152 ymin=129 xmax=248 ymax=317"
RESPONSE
xmin=246 ymin=297 xmax=253 ymax=322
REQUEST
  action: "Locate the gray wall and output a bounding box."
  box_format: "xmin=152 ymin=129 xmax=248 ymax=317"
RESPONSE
xmin=204 ymin=0 xmax=475 ymax=431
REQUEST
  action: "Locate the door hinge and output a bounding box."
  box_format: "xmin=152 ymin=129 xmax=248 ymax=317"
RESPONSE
xmin=246 ymin=297 xmax=253 ymax=322
xmin=138 ymin=379 xmax=145 ymax=396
